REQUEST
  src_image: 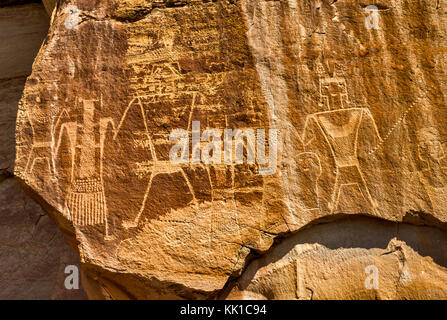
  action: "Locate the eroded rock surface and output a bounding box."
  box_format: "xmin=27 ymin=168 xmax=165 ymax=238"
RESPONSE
xmin=0 ymin=179 xmax=87 ymax=299
xmin=0 ymin=2 xmax=50 ymax=176
xmin=0 ymin=2 xmax=86 ymax=299
xmin=226 ymin=217 xmax=447 ymax=299
xmin=14 ymin=0 xmax=447 ymax=299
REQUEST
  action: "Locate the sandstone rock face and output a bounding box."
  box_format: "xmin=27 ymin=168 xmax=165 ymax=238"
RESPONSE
xmin=227 ymin=217 xmax=447 ymax=299
xmin=0 ymin=179 xmax=86 ymax=299
xmin=14 ymin=0 xmax=447 ymax=299
xmin=42 ymin=0 xmax=57 ymax=15
xmin=0 ymin=2 xmax=86 ymax=299
xmin=0 ymin=2 xmax=51 ymax=176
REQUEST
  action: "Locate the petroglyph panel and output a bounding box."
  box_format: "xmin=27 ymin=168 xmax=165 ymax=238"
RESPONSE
xmin=241 ymin=0 xmax=447 ymax=227
xmin=15 ymin=0 xmax=286 ymax=295
xmin=14 ymin=0 xmax=447 ymax=298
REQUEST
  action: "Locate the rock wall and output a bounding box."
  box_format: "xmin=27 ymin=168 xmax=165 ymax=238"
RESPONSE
xmin=226 ymin=216 xmax=447 ymax=299
xmin=0 ymin=2 xmax=86 ymax=299
xmin=12 ymin=0 xmax=447 ymax=299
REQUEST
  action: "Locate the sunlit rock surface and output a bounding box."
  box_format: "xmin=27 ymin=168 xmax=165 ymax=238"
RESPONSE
xmin=0 ymin=1 xmax=86 ymax=299
xmin=14 ymin=0 xmax=447 ymax=299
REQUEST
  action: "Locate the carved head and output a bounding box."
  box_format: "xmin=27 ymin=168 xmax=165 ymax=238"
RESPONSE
xmin=319 ymin=77 xmax=349 ymax=110
xmin=316 ymin=61 xmax=349 ymax=110
xmin=418 ymin=127 xmax=445 ymax=162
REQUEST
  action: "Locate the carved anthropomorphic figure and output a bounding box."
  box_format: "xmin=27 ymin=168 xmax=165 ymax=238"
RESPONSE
xmin=413 ymin=126 xmax=447 ymax=215
xmin=296 ymin=152 xmax=321 ymax=213
xmin=59 ymin=99 xmax=114 ymax=239
xmin=301 ymin=64 xmax=382 ymax=214
xmin=417 ymin=127 xmax=447 ymax=188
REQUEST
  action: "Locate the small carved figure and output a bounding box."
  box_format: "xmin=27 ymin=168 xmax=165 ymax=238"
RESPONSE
xmin=417 ymin=127 xmax=447 ymax=188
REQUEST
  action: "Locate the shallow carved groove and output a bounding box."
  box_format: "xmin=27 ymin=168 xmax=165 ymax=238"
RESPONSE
xmin=11 ymin=0 xmax=447 ymax=299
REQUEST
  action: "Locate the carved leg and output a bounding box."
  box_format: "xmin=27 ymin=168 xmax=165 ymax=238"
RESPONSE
xmin=329 ymin=169 xmax=342 ymax=214
xmin=122 ymin=172 xmax=155 ymax=229
xmin=24 ymin=147 xmax=35 ymax=175
xmin=180 ymin=168 xmax=198 ymax=207
xmin=104 ymin=194 xmax=114 ymax=241
xmin=358 ymin=168 xmax=378 ymax=214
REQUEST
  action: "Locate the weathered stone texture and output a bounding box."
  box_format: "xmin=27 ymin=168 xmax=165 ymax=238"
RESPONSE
xmin=13 ymin=0 xmax=447 ymax=299
xmin=0 ymin=178 xmax=87 ymax=299
xmin=42 ymin=0 xmax=56 ymax=15
xmin=0 ymin=2 xmax=86 ymax=299
xmin=226 ymin=217 xmax=447 ymax=299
